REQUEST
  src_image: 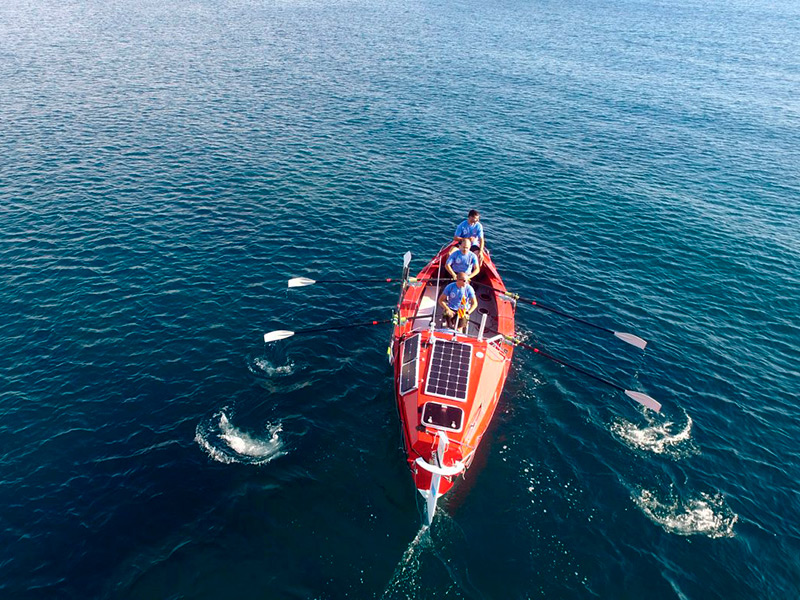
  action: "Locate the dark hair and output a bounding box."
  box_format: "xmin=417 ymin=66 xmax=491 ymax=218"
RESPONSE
xmin=468 ymin=209 xmax=480 ymax=218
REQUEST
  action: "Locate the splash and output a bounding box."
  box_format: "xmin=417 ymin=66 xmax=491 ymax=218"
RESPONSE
xmin=633 ymin=488 xmax=738 ymax=538
xmin=250 ymin=357 xmax=295 ymax=377
xmin=195 ymin=411 xmax=286 ymax=465
xmin=610 ymin=413 xmax=697 ymax=458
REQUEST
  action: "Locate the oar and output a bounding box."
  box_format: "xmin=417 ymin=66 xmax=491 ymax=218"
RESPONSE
xmin=264 ymin=319 xmax=394 ymax=343
xmin=288 ymin=277 xmax=402 ymax=288
xmin=476 ymin=283 xmax=647 ymax=350
xmin=395 ymin=251 xmax=413 ymax=307
xmin=289 ymin=275 xmax=646 ymax=349
xmin=504 ymin=336 xmax=662 ymax=412
xmin=289 ymin=254 xmax=413 ymax=289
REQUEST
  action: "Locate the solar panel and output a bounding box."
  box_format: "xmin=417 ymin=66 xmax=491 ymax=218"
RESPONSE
xmin=399 ymin=334 xmax=420 ymax=395
xmin=424 ymin=340 xmax=472 ymax=401
xmin=402 ymin=335 xmax=419 ymax=364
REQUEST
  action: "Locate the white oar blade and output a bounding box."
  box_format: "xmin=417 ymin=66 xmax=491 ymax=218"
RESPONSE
xmin=614 ymin=332 xmax=648 ymax=350
xmin=288 ymin=277 xmax=316 ymax=288
xmin=625 ymin=390 xmax=661 ymax=413
xmin=264 ymin=330 xmax=295 ymax=343
xmin=403 ymin=251 xmax=412 ymax=269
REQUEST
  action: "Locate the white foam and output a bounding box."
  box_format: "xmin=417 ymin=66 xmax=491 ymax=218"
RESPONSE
xmin=610 ymin=413 xmax=697 ymax=458
xmin=633 ymin=488 xmax=738 ymax=538
xmin=379 ymin=525 xmax=432 ymax=599
xmin=195 ymin=411 xmax=286 ymax=465
xmin=252 ymin=357 xmax=295 ymax=377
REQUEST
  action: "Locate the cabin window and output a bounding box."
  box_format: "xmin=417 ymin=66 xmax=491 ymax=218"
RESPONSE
xmin=421 ymin=402 xmax=464 ymax=433
xmin=399 ymin=334 xmax=420 ymax=395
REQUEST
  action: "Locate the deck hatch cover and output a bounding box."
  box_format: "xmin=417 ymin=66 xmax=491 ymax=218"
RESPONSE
xmin=424 ymin=340 xmax=472 ymax=401
xmin=422 ymin=402 xmax=464 ymax=432
xmin=399 ymin=334 xmax=420 ymax=395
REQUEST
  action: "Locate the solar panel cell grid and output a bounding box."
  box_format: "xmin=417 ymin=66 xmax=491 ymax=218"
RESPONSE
xmin=399 ymin=335 xmax=420 ymax=395
xmin=425 ymin=340 xmax=472 ymax=401
xmin=402 ymin=335 xmax=418 ymax=364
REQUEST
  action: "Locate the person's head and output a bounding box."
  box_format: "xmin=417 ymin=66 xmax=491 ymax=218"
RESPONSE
xmin=458 ymin=238 xmax=470 ymax=253
xmin=467 ymin=209 xmax=480 ymax=225
xmin=456 ymin=272 xmax=468 ymax=287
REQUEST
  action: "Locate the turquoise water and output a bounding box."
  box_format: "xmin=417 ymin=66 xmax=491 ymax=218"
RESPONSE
xmin=1 ymin=0 xmax=798 ymax=597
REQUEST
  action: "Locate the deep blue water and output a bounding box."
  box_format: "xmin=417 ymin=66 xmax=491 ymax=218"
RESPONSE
xmin=1 ymin=0 xmax=799 ymax=597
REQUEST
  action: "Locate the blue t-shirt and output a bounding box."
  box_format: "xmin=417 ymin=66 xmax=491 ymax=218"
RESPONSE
xmin=446 ymin=250 xmax=479 ymax=274
xmin=454 ymin=220 xmax=484 ymax=245
xmin=442 ymin=282 xmax=476 ymax=311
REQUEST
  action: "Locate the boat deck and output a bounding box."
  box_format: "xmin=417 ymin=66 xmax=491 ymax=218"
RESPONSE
xmin=410 ymin=259 xmax=504 ymax=337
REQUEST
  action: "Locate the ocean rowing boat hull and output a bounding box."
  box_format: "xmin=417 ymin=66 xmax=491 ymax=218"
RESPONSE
xmin=391 ymin=244 xmax=516 ymax=522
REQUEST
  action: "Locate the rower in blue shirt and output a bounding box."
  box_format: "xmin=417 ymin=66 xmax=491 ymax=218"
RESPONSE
xmin=453 ymin=209 xmax=485 ymax=263
xmin=445 ymin=238 xmax=480 ymax=280
xmin=438 ymin=272 xmax=478 ymax=332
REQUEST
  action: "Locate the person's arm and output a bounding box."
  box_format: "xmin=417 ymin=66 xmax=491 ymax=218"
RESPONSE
xmin=439 ymin=292 xmax=454 ymax=316
xmin=468 ymin=254 xmax=480 ymax=279
xmin=477 ymin=225 xmax=485 ymax=263
xmin=445 ymin=255 xmax=458 ymax=279
xmin=469 ymin=294 xmax=478 ymax=315
xmin=453 ymin=222 xmax=467 ymax=243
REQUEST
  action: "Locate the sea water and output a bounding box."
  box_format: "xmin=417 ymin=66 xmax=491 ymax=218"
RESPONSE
xmin=1 ymin=0 xmax=798 ymax=597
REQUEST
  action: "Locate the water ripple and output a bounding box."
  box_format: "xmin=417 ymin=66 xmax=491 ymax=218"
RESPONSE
xmin=1 ymin=0 xmax=798 ymax=597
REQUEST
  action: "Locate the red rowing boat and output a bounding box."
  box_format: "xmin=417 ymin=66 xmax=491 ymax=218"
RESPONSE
xmin=390 ymin=243 xmax=516 ymax=523
xmin=274 ymin=241 xmax=660 ymax=523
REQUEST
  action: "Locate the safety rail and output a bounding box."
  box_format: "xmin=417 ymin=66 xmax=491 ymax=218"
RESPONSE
xmin=414 ymin=457 xmax=465 ymax=477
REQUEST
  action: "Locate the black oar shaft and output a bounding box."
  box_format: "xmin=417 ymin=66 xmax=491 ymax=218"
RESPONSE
xmin=295 ymin=319 xmax=394 ymax=335
xmin=514 ymin=339 xmax=624 ymax=393
xmin=474 ymin=282 xmax=616 ymax=335
xmin=282 ymin=314 xmax=433 ymax=337
xmin=315 ymin=278 xmax=396 ymax=284
xmin=519 ymin=298 xmax=614 ymax=335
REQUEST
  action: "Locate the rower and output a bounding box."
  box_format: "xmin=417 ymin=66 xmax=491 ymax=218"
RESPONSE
xmin=438 ymin=272 xmax=478 ymax=333
xmin=453 ymin=209 xmax=485 ymax=264
xmin=445 ymin=238 xmax=480 ymax=281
